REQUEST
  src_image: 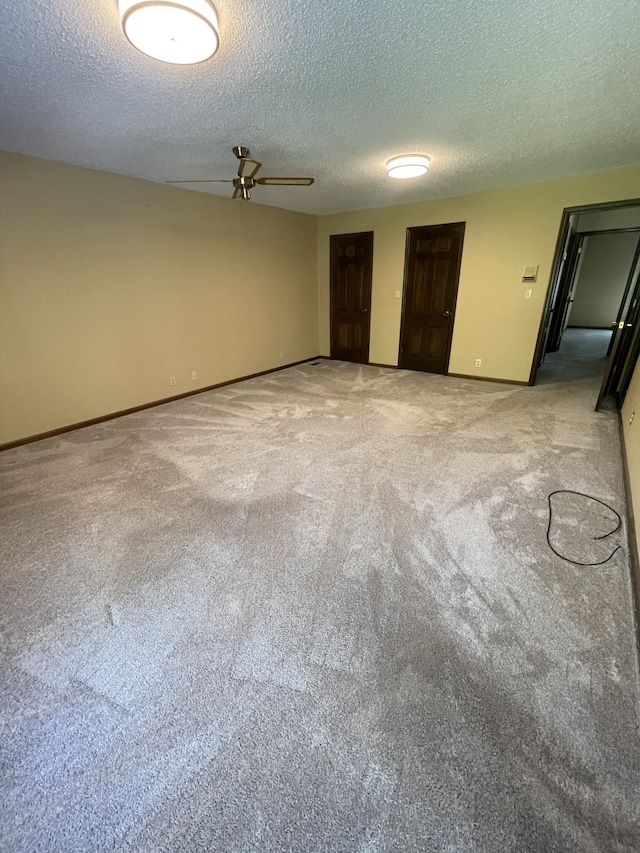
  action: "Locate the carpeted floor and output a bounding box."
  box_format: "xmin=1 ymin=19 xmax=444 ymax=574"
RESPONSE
xmin=1 ymin=337 xmax=639 ymax=852
xmin=537 ymin=326 xmax=613 ymax=391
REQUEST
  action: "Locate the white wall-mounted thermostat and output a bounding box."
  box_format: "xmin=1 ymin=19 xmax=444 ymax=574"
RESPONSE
xmin=522 ymin=265 xmax=538 ymax=282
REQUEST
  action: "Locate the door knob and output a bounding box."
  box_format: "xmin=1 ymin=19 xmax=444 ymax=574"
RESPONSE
xmin=362 ymin=308 xmax=368 ymax=313
xmin=444 ymin=310 xmax=451 ymax=317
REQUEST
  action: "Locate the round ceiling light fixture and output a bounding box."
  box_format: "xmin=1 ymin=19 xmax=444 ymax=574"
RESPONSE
xmin=119 ymin=0 xmax=219 ymax=65
xmin=386 ymin=155 xmax=430 ymax=179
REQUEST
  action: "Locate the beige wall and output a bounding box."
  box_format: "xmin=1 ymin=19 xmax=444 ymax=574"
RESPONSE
xmin=622 ymin=363 xmax=640 ymax=556
xmin=569 ymin=233 xmax=639 ymax=328
xmin=317 ymin=165 xmax=640 ymax=381
xmin=0 ymin=153 xmax=319 ymax=445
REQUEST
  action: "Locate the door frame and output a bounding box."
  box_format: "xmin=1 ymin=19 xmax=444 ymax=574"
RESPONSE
xmin=398 ymin=221 xmax=465 ymax=374
xmin=544 ymin=229 xmax=584 ymax=355
xmin=529 ymin=198 xmax=640 ymax=386
xmin=595 ymin=236 xmax=640 ymax=409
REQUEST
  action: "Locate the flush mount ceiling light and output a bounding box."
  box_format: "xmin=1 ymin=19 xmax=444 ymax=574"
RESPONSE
xmin=386 ymin=155 xmax=430 ymax=179
xmin=119 ymin=0 xmax=219 ymax=65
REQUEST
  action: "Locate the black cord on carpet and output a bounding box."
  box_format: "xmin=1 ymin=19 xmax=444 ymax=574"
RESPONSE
xmin=546 ymin=489 xmax=623 ymax=566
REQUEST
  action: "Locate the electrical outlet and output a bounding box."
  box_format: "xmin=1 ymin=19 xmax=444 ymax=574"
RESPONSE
xmin=630 ymin=410 xmax=636 ymax=425
xmin=475 ymin=359 xmax=482 ymax=368
xmin=169 ymin=376 xmax=176 ymax=386
xmin=192 ymin=371 xmax=198 ymax=381
xmin=395 ymin=290 xmax=401 ymax=299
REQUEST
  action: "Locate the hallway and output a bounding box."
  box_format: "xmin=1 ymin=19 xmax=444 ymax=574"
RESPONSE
xmin=537 ymin=328 xmax=613 ymax=391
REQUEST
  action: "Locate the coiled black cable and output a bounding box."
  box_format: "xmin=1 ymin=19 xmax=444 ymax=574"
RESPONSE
xmin=546 ymin=490 xmax=623 ymax=566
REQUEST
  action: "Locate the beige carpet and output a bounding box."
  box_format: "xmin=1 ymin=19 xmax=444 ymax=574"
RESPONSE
xmin=1 ymin=338 xmax=639 ymax=851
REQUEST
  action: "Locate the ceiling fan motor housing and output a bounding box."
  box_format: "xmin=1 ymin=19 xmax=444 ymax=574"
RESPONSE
xmin=232 ymin=176 xmax=252 ymax=200
xmin=233 ymin=176 xmax=256 ymax=189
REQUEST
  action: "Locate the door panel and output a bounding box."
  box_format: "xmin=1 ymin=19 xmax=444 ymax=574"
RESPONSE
xmin=330 ymin=232 xmax=373 ymax=363
xmin=399 ymin=222 xmax=465 ymax=374
xmin=596 ymin=239 xmax=640 ymax=409
xmin=546 ymin=231 xmax=584 ymax=354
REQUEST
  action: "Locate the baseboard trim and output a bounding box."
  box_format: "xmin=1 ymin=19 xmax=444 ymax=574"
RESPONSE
xmin=447 ymin=372 xmax=529 ymax=386
xmin=324 ymin=357 xmax=397 ymax=369
xmin=0 ymin=356 xmax=322 ymax=452
xmin=617 ymin=412 xmax=640 ymax=657
xmin=341 ymin=362 xmax=529 ymax=384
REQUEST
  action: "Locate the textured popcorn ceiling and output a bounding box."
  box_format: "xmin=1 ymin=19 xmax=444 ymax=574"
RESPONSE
xmin=1 ymin=0 xmax=639 ymax=215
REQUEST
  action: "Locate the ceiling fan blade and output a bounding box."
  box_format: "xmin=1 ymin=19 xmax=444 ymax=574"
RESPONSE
xmin=166 ymin=179 xmax=233 ymax=183
xmin=238 ymin=159 xmax=262 ymax=179
xmin=255 ymin=177 xmax=314 ymax=186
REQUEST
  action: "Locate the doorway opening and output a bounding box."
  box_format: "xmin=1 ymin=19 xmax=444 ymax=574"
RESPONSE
xmin=531 ymin=200 xmax=640 ymax=409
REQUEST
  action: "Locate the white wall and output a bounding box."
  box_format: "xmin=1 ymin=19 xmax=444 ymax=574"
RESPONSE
xmin=576 ymin=206 xmax=640 ymax=232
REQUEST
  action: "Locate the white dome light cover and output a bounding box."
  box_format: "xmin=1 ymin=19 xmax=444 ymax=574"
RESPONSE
xmin=386 ymin=155 xmax=430 ymax=179
xmin=119 ymin=0 xmax=219 ymax=65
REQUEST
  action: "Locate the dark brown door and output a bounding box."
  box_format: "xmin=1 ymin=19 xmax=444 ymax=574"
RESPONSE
xmin=398 ymin=222 xmax=465 ymax=374
xmin=330 ymin=232 xmax=373 ymax=363
xmin=596 ymin=239 xmax=640 ymax=409
xmin=545 ymin=230 xmax=584 ymax=355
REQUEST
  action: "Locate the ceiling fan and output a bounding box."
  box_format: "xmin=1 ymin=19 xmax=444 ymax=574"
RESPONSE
xmin=166 ymin=146 xmax=315 ymax=200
